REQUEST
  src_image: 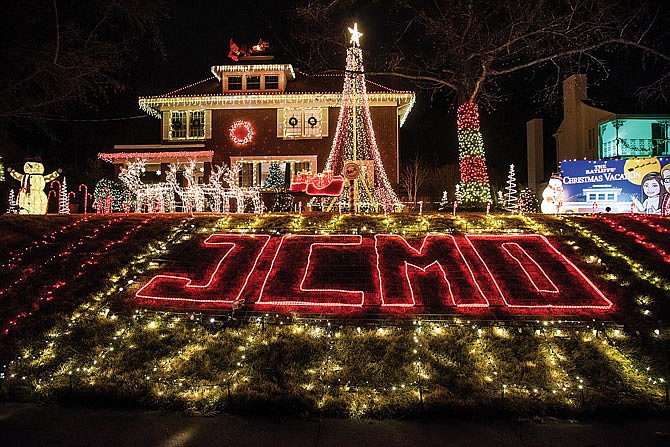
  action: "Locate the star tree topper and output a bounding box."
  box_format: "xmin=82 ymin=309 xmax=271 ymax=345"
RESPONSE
xmin=348 ymin=23 xmax=363 ymax=47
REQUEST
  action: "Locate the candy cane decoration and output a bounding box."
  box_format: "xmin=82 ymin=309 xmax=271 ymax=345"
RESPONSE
xmin=78 ymin=184 xmax=88 ymax=214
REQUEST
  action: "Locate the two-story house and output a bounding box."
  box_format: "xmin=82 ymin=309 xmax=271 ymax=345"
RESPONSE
xmin=98 ymin=53 xmax=415 ymax=189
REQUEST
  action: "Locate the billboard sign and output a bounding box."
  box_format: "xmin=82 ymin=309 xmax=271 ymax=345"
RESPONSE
xmin=553 ymin=158 xmax=670 ymax=214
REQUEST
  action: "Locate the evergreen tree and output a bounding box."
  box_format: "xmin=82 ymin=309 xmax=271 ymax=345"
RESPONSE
xmin=504 ymin=164 xmax=518 ymax=212
xmin=264 ymin=161 xmax=285 ymax=190
xmin=518 ymin=188 xmax=539 ymax=213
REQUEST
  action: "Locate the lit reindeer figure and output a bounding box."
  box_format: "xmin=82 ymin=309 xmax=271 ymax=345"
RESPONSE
xmin=220 ymin=162 xmax=262 ymax=214
xmin=201 ymin=164 xmax=228 ymax=212
xmin=165 ymin=160 xmax=205 ymax=212
xmin=119 ymin=159 xmax=175 ymax=213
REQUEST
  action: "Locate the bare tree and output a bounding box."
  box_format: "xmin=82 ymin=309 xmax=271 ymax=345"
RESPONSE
xmin=292 ymin=0 xmax=670 ymax=207
xmin=292 ymin=0 xmax=670 ymax=106
xmin=0 ymin=0 xmax=165 ymax=129
xmin=399 ymin=155 xmax=432 ymax=208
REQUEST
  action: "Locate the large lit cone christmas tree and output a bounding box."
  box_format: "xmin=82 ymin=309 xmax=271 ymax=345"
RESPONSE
xmin=456 ymin=102 xmax=492 ymax=207
xmin=321 ymin=23 xmax=401 ymax=212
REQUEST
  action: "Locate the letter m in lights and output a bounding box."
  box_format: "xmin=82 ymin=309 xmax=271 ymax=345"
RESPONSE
xmin=374 ymin=235 xmax=491 ymax=308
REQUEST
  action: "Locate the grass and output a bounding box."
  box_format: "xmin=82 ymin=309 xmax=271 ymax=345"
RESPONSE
xmin=0 ymin=212 xmax=668 ymax=418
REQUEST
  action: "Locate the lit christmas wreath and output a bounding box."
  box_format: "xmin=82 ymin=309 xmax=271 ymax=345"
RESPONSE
xmin=307 ymin=116 xmax=318 ymax=127
xmin=288 ymin=116 xmax=299 ymax=127
xmin=229 ymin=120 xmax=254 ymax=145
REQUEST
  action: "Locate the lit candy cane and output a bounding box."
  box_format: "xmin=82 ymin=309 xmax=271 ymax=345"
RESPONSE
xmin=49 ymin=180 xmax=61 ymax=203
xmin=486 ymin=202 xmax=491 ymax=216
xmin=78 ymin=184 xmax=88 ymax=214
xmin=68 ymin=192 xmax=77 ymax=212
xmin=453 ymin=200 xmax=458 ymax=216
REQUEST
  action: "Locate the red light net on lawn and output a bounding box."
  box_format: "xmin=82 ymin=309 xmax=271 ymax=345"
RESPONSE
xmin=135 ymin=234 xmax=613 ymax=317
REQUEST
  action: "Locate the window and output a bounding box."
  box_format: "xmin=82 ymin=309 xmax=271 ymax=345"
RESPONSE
xmin=164 ymin=110 xmax=210 ymax=140
xmin=588 ymin=128 xmax=596 ymax=152
xmin=239 ymin=163 xmax=254 ymax=187
xmin=246 ymin=76 xmax=261 ymax=90
xmin=231 ymin=157 xmax=317 ymax=188
xmin=265 ymin=75 xmax=279 ymax=89
xmin=189 ymin=111 xmax=205 ymax=138
xmin=280 ymin=107 xmax=327 ymax=139
xmin=303 ymin=108 xmax=322 ymax=137
xmin=228 ymin=76 xmax=242 ymax=90
xmin=607 ymin=193 xmax=615 ymax=200
xmin=294 ymin=161 xmax=311 ymax=174
xmin=170 ymin=111 xmax=187 ymax=139
xmin=588 ymin=194 xmax=596 ymax=201
xmin=598 ymin=193 xmax=606 ymax=201
xmin=284 ymin=108 xmax=303 ymax=138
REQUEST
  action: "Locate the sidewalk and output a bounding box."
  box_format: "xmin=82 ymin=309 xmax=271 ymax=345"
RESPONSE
xmin=1 ymin=402 xmax=669 ymax=446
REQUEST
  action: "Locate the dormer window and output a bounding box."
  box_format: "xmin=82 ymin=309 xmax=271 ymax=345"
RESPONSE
xmin=247 ymin=76 xmax=261 ymax=90
xmin=228 ymin=76 xmax=242 ymax=90
xmin=265 ymin=75 xmax=279 ymax=90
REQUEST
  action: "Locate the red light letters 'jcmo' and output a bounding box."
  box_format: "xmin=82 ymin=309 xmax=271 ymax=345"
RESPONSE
xmin=135 ymin=234 xmax=613 ymax=314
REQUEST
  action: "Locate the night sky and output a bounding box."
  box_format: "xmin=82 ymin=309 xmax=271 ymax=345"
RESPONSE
xmin=6 ymin=0 xmax=668 ymax=188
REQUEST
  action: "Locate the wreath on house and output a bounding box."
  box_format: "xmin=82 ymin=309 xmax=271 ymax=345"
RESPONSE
xmin=229 ymin=120 xmax=254 ymax=145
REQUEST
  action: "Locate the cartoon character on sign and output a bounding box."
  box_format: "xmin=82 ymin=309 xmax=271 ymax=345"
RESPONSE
xmin=632 ymin=172 xmax=665 ymax=214
xmin=541 ymin=175 xmax=564 ymax=214
xmin=8 ymin=159 xmax=61 ymax=214
xmin=661 ymin=165 xmax=670 ymax=215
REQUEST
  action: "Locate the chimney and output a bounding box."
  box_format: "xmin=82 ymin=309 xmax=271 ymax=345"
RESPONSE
xmin=563 ymin=74 xmax=587 ymax=116
xmin=526 ymin=118 xmax=544 ymax=191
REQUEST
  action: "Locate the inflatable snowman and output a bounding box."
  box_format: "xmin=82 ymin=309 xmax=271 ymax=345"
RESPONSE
xmin=8 ymin=160 xmax=61 ymax=214
xmin=541 ymin=175 xmax=564 ymax=214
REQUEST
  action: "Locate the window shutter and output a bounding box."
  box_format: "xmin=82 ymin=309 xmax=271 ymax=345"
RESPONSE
xmin=204 ymin=110 xmax=212 ymax=139
xmin=276 ymin=109 xmax=284 ymax=138
xmin=162 ymin=111 xmax=170 ymax=140
xmin=320 ymin=107 xmax=329 ymax=137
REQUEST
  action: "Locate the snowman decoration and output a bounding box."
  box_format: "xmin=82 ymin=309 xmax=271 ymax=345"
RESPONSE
xmin=541 ymin=174 xmax=564 ymax=214
xmin=8 ymin=159 xmax=61 ymax=214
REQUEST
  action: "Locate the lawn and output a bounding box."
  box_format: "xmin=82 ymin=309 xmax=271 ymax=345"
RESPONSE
xmin=0 ymin=212 xmax=668 ymax=418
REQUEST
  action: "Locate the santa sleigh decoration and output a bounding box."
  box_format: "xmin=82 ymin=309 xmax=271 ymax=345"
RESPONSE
xmin=290 ymin=171 xmax=344 ymax=196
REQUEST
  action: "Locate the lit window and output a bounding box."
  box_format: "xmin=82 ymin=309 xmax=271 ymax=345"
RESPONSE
xmin=165 ymin=110 xmax=209 ymax=140
xmin=189 ymin=111 xmax=205 ymax=138
xmin=246 ymin=76 xmax=261 ymax=90
xmin=239 ymin=163 xmax=254 ymax=187
xmin=228 ymin=76 xmax=242 ymax=90
xmin=265 ymin=75 xmax=279 ymax=89
xmin=170 ymin=111 xmax=187 ymax=139
xmin=294 ymin=161 xmax=311 ymax=173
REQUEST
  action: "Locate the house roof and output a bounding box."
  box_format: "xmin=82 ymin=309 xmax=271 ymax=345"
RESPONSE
xmin=139 ymin=70 xmax=416 ymax=126
xmin=155 ymin=71 xmax=412 ymax=98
